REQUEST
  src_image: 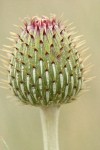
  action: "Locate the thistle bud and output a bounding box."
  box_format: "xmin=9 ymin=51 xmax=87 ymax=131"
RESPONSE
xmin=2 ymin=16 xmax=90 ymax=106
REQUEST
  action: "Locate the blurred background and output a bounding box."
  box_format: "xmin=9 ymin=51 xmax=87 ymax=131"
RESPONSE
xmin=0 ymin=0 xmax=100 ymax=150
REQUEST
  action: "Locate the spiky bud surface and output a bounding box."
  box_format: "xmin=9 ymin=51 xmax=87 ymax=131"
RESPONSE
xmin=6 ymin=16 xmax=88 ymax=106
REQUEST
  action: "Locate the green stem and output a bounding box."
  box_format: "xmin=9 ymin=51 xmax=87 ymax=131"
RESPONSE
xmin=40 ymin=106 xmax=60 ymax=150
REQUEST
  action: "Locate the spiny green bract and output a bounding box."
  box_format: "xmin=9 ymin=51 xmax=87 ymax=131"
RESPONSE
xmin=4 ymin=16 xmax=88 ymax=106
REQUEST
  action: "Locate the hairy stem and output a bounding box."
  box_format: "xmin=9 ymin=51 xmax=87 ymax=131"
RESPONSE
xmin=40 ymin=106 xmax=60 ymax=150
